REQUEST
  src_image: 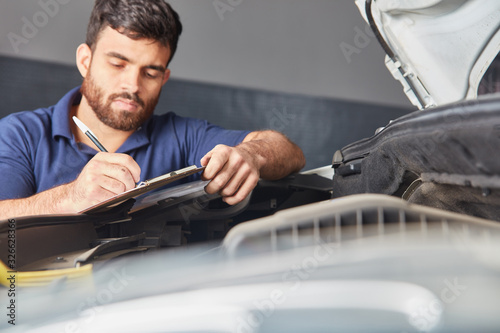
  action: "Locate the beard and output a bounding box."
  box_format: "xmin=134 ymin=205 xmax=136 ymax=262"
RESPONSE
xmin=80 ymin=68 xmax=160 ymax=132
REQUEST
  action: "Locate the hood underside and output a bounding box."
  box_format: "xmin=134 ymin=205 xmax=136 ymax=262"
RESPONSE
xmin=356 ymin=0 xmax=500 ymax=109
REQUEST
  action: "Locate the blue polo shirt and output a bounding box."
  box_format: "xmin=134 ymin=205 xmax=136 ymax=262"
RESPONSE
xmin=0 ymin=87 xmax=250 ymax=200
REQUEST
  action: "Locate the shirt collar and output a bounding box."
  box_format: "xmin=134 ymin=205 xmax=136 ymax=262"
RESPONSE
xmin=52 ymin=86 xmax=151 ymax=152
xmin=52 ymin=86 xmax=81 ymax=140
xmin=117 ymin=120 xmax=151 ymax=154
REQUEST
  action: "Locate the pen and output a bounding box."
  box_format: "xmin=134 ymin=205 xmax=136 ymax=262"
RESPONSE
xmin=72 ymin=116 xmax=108 ymax=152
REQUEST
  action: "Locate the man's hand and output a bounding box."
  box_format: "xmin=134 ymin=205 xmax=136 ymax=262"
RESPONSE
xmin=63 ymin=152 xmax=141 ymax=212
xmin=0 ymin=152 xmax=141 ymax=219
xmin=200 ymin=130 xmax=305 ymax=205
xmin=201 ymin=144 xmax=262 ymax=205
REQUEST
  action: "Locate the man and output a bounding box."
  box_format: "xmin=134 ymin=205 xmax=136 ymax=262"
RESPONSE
xmin=0 ymin=0 xmax=305 ymax=219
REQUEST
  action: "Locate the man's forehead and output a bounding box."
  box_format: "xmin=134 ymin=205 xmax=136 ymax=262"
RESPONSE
xmin=93 ymin=26 xmax=171 ymax=64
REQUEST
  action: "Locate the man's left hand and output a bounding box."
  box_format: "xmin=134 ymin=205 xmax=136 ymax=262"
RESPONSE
xmin=200 ymin=144 xmax=262 ymax=205
xmin=200 ymin=130 xmax=306 ymax=205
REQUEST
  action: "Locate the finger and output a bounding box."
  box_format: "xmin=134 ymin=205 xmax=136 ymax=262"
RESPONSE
xmin=223 ymin=174 xmax=259 ymax=205
xmin=86 ymin=185 xmax=117 ymax=204
xmin=85 ymin=158 xmax=137 ymax=191
xmin=202 ymin=145 xmax=231 ymax=180
xmin=97 ymin=174 xmax=130 ymax=195
xmin=204 ymin=167 xmax=233 ymax=195
xmin=219 ymin=163 xmax=251 ymax=197
xmin=94 ymin=152 xmax=142 ymax=183
xmin=204 ymin=155 xmax=241 ymax=194
xmin=200 ymin=150 xmax=213 ymax=167
xmin=200 ymin=155 xmax=211 ymax=181
xmin=100 ymin=163 xmax=137 ymax=191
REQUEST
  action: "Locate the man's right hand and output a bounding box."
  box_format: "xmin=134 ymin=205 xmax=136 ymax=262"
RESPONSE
xmin=0 ymin=152 xmax=141 ymax=219
xmin=62 ymin=152 xmax=141 ymax=213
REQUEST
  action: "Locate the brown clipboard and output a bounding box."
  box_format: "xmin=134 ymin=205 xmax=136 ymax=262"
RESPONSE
xmin=80 ymin=165 xmax=206 ymax=214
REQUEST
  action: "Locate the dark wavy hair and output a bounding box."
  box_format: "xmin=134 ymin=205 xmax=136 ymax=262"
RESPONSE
xmin=86 ymin=0 xmax=182 ymax=66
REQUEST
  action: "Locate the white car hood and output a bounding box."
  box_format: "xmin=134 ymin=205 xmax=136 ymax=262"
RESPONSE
xmin=355 ymin=0 xmax=500 ymax=109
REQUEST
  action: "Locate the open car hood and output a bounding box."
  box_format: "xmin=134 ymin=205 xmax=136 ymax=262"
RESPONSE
xmin=355 ymin=0 xmax=500 ymax=109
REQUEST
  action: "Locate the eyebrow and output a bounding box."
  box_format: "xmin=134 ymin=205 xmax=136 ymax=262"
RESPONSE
xmin=105 ymin=51 xmax=167 ymax=73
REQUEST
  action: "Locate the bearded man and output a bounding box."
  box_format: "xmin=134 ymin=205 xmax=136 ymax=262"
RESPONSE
xmin=0 ymin=0 xmax=305 ymax=219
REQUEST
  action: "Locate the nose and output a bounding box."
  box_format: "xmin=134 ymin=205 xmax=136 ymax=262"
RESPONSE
xmin=121 ymin=67 xmax=141 ymax=94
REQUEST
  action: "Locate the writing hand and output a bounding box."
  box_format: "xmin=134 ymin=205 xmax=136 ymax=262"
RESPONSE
xmin=65 ymin=152 xmax=141 ymax=212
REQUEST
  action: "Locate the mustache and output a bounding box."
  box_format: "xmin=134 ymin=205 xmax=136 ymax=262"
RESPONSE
xmin=109 ymin=92 xmax=145 ymax=108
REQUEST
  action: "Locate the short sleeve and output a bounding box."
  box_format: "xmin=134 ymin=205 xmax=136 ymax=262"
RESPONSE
xmin=169 ymin=114 xmax=250 ymax=167
xmin=0 ymin=114 xmax=37 ymax=199
xmin=189 ymin=122 xmax=250 ymax=166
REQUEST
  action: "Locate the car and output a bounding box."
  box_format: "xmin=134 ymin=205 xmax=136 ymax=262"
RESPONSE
xmin=2 ymin=0 xmax=500 ymax=332
xmin=333 ymin=0 xmax=500 ymax=221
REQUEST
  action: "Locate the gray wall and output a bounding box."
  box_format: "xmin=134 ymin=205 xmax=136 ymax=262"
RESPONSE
xmin=0 ymin=0 xmax=413 ymax=170
xmin=0 ymin=0 xmax=412 ymax=108
xmin=0 ymin=55 xmax=410 ymax=170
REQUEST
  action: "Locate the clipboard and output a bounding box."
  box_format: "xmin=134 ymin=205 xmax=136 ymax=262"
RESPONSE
xmin=80 ymin=165 xmax=206 ymax=214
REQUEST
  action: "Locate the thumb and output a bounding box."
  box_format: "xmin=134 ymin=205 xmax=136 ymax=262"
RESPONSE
xmin=200 ymin=150 xmax=213 ymax=167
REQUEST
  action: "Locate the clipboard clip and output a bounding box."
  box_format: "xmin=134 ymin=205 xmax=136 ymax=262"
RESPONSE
xmin=137 ymin=165 xmax=205 ymax=188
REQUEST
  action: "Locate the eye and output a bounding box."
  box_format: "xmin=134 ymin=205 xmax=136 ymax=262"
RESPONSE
xmin=145 ymin=70 xmax=161 ymax=79
xmin=110 ymin=62 xmax=124 ymax=69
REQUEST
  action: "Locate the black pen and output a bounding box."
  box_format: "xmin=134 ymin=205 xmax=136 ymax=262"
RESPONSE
xmin=72 ymin=116 xmax=108 ymax=152
xmin=72 ymin=116 xmax=145 ymax=187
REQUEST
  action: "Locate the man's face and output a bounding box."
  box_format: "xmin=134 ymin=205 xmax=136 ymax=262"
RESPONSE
xmin=81 ymin=27 xmax=171 ymax=131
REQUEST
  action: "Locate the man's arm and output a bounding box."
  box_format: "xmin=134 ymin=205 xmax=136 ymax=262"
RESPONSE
xmin=0 ymin=153 xmax=140 ymax=220
xmin=201 ymin=130 xmax=305 ymax=205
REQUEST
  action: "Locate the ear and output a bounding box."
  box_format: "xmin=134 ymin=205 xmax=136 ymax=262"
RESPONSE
xmin=76 ymin=43 xmax=92 ymax=78
xmin=162 ymin=68 xmax=171 ymax=86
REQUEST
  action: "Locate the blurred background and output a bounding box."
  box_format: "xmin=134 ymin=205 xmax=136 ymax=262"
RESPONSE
xmin=0 ymin=0 xmax=413 ymax=169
